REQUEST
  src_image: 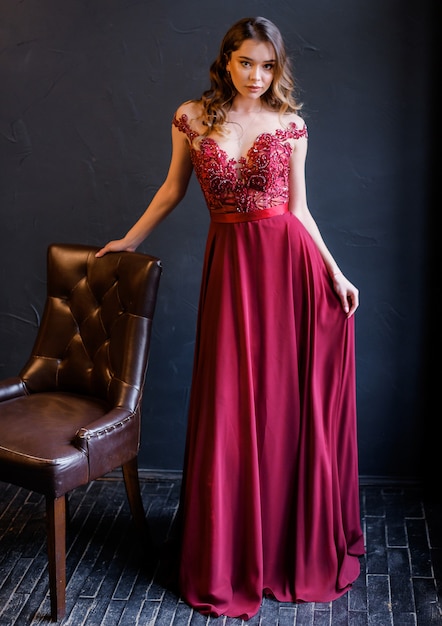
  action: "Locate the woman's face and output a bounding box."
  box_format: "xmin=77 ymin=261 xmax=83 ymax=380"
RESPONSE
xmin=226 ymin=39 xmax=276 ymax=101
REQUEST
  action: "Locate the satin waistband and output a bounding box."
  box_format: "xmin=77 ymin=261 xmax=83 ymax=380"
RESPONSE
xmin=210 ymin=203 xmax=289 ymax=223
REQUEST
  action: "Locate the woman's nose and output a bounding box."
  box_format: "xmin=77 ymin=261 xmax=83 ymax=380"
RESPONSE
xmin=250 ymin=67 xmax=261 ymax=81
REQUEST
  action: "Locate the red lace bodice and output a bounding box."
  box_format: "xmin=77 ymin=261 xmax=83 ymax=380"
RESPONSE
xmin=173 ymin=113 xmax=308 ymax=216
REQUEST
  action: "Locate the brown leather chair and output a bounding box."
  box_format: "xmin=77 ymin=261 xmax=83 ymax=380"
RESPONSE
xmin=0 ymin=243 xmax=162 ymax=621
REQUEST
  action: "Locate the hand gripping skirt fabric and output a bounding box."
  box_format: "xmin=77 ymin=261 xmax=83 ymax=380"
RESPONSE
xmin=177 ymin=211 xmax=365 ymax=619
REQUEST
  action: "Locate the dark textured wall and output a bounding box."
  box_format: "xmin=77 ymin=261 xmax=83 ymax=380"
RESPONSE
xmin=0 ymin=0 xmax=435 ymax=479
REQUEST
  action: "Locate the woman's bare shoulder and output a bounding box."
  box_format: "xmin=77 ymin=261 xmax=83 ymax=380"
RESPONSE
xmin=175 ymin=99 xmax=204 ymax=124
xmin=281 ymin=111 xmax=306 ymax=129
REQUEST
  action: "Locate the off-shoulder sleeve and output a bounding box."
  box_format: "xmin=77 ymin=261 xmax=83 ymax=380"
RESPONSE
xmin=172 ymin=112 xmax=199 ymax=142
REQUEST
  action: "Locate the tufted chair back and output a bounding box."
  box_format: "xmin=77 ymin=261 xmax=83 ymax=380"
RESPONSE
xmin=22 ymin=242 xmax=159 ymax=404
xmin=0 ymin=243 xmax=162 ymax=621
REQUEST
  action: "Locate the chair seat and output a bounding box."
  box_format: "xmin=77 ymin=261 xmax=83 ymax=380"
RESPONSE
xmin=0 ymin=391 xmax=108 ymax=496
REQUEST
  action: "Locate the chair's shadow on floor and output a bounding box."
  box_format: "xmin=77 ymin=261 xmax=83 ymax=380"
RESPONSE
xmin=64 ymin=478 xmax=182 ymax=600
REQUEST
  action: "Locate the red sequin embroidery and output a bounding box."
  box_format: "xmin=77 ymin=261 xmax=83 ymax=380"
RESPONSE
xmin=173 ymin=113 xmax=307 ymax=215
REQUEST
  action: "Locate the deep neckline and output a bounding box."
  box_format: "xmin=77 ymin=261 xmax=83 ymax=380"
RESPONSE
xmin=198 ymin=123 xmax=302 ymax=166
xmin=173 ymin=113 xmax=304 ymax=165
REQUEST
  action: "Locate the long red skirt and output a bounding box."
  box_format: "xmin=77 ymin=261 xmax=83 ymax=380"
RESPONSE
xmin=177 ymin=211 xmax=364 ymax=619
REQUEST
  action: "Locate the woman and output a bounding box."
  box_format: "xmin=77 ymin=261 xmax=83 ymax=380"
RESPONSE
xmin=97 ymin=16 xmax=364 ymax=620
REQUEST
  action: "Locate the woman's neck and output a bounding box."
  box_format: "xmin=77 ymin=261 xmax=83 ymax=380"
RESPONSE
xmin=229 ymin=96 xmax=264 ymax=115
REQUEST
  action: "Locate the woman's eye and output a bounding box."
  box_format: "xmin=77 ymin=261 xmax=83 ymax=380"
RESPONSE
xmin=263 ymin=64 xmax=274 ymax=71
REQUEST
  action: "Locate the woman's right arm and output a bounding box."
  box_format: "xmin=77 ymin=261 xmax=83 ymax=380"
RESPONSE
xmin=95 ymin=121 xmax=194 ymax=257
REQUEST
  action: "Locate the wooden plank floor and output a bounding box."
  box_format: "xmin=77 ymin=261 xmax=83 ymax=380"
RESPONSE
xmin=0 ymin=474 xmax=441 ymax=625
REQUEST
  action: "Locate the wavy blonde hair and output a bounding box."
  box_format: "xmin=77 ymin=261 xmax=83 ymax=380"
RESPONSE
xmin=198 ymin=16 xmax=302 ymax=136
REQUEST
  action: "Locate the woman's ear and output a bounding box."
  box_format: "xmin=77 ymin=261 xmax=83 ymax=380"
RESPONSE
xmin=224 ymin=53 xmax=231 ymax=74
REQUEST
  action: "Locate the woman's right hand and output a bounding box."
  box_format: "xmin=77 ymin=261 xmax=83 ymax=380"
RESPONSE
xmin=95 ymin=238 xmax=136 ymax=258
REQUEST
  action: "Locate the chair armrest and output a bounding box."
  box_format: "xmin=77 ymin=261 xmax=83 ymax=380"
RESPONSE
xmin=73 ymin=407 xmax=135 ymax=441
xmin=72 ymin=407 xmax=141 ymax=480
xmin=0 ymin=377 xmax=28 ymax=402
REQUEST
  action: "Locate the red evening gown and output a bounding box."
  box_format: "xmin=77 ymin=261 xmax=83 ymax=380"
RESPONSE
xmin=172 ymin=112 xmax=364 ymax=619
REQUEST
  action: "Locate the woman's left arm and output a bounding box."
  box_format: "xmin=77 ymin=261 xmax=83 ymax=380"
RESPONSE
xmin=288 ymin=131 xmax=359 ymax=318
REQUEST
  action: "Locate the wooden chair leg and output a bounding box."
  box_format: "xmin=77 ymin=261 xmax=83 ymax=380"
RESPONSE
xmin=122 ymin=457 xmax=153 ymax=544
xmin=46 ymin=495 xmax=66 ymax=621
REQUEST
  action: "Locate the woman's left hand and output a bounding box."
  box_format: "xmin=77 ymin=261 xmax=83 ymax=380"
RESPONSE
xmin=332 ymin=272 xmax=359 ymax=318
